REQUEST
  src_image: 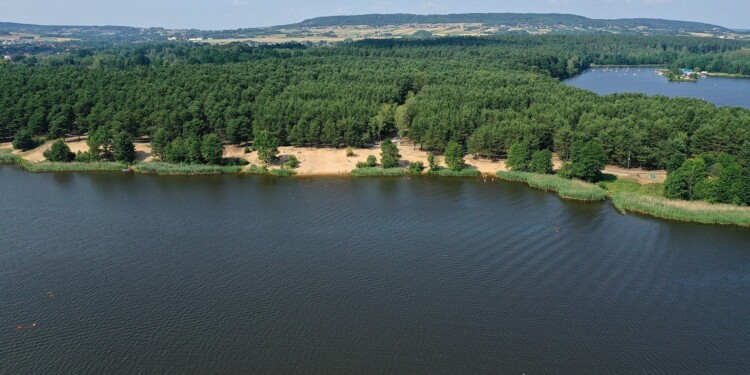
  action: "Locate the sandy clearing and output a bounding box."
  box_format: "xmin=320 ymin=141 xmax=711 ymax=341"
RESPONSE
xmin=225 ymin=140 xmax=512 ymax=175
xmin=15 ymin=138 xmax=154 ymax=163
xmin=604 ymin=165 xmax=666 ymax=184
xmin=20 ymin=137 xmax=91 ymax=162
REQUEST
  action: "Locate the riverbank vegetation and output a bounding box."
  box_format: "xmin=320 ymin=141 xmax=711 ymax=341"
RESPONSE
xmin=20 ymin=161 xmax=126 ymax=173
xmin=351 ymin=167 xmax=406 ymax=177
xmin=497 ymin=171 xmax=608 ymax=201
xmin=613 ymin=193 xmax=750 ymax=227
xmin=133 ymin=162 xmax=242 ymax=175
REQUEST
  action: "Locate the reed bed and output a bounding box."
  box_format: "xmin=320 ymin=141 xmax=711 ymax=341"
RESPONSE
xmin=20 ymin=161 xmax=126 ymax=172
xmin=0 ymin=151 xmax=20 ymax=165
xmin=351 ymin=167 xmax=406 ymax=177
xmin=497 ymin=171 xmax=608 ymax=201
xmin=134 ymin=162 xmax=242 ymax=175
xmin=613 ymin=193 xmax=750 ymax=227
xmin=428 ymin=168 xmax=482 ymax=177
xmin=244 ymin=164 xmax=297 ymax=176
xmin=268 ymin=168 xmax=297 ymax=176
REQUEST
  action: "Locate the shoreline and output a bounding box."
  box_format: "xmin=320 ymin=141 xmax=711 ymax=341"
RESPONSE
xmin=1 ymin=139 xmax=665 ymax=183
xmin=3 ymin=146 xmax=748 ymax=227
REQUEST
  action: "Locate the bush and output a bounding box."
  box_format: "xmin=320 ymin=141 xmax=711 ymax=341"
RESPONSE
xmin=247 ymin=164 xmax=269 ymax=174
xmin=12 ymin=128 xmax=37 ymax=151
xmin=74 ymin=151 xmax=98 ymax=163
xmin=243 ymin=146 xmax=251 ymax=154
xmin=43 ymin=139 xmax=75 ymax=162
xmin=223 ymin=157 xmax=249 ymax=166
xmin=346 ymin=147 xmax=354 ymax=157
xmin=427 ymin=153 xmax=439 ymax=171
xmin=284 ymin=155 xmax=300 ymax=169
xmin=407 ymin=161 xmax=425 ymax=174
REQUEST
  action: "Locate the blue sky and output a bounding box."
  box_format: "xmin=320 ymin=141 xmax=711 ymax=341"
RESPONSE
xmin=1 ymin=0 xmax=748 ymax=30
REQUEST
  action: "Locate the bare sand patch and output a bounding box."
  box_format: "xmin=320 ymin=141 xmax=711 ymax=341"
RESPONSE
xmin=604 ymin=165 xmax=666 ymax=184
xmin=134 ymin=143 xmax=154 ymax=162
xmin=20 ymin=138 xmax=91 ymax=162
xmin=12 ymin=137 xmax=153 ymax=163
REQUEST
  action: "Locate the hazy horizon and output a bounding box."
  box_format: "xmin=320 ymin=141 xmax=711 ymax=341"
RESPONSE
xmin=1 ymin=0 xmax=748 ymax=30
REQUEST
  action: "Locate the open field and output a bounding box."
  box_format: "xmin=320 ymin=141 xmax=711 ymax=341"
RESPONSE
xmin=0 ymin=32 xmax=76 ymax=43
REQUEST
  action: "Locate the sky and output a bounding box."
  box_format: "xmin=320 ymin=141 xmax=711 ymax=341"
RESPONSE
xmin=1 ymin=0 xmax=748 ymax=30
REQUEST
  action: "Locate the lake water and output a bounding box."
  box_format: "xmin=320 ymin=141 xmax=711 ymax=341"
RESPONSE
xmin=565 ymin=68 xmax=750 ymax=109
xmin=2 ymin=167 xmax=749 ymax=373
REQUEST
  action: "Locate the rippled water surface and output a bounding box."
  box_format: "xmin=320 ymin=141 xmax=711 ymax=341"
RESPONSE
xmin=1 ymin=167 xmax=749 ymax=373
xmin=565 ymin=68 xmax=750 ymax=109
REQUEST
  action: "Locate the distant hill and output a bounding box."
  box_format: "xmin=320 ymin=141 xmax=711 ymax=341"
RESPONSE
xmin=0 ymin=22 xmax=165 ymax=42
xmin=0 ymin=13 xmax=744 ymax=46
xmin=291 ymin=13 xmax=729 ymax=33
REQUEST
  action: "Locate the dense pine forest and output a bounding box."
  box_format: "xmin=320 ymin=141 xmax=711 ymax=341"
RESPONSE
xmin=2 ymin=35 xmax=750 ymax=203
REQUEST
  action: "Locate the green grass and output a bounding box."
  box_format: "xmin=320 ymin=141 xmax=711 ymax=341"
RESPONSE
xmin=428 ymin=168 xmax=482 ymax=177
xmin=134 ymin=162 xmax=242 ymax=175
xmin=244 ymin=164 xmax=297 ymax=176
xmin=19 ymin=160 xmax=126 ymax=172
xmin=0 ymin=151 xmax=20 ymax=165
xmin=269 ymin=168 xmax=297 ymax=176
xmin=497 ymin=171 xmax=608 ymax=201
xmin=613 ymin=193 xmax=750 ymax=227
xmin=245 ymin=164 xmax=270 ymax=175
xmin=351 ymin=167 xmax=406 ymax=176
xmin=600 ymin=175 xmax=749 ymax=226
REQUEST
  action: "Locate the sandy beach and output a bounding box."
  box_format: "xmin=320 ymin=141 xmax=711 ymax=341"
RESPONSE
xmin=2 ymin=138 xmax=666 ymax=183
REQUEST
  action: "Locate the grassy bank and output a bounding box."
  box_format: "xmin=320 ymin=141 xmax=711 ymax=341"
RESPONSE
xmin=496 ymin=171 xmax=608 ymax=201
xmin=428 ymin=168 xmax=482 ymax=177
xmin=134 ymin=162 xmax=242 ymax=175
xmin=245 ymin=164 xmax=297 ymax=176
xmin=0 ymin=151 xmax=20 ymax=165
xmin=351 ymin=167 xmax=406 ymax=177
xmin=20 ymin=160 xmax=126 ymax=172
xmin=613 ymin=193 xmax=750 ymax=227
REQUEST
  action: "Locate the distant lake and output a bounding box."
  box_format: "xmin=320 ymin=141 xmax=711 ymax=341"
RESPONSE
xmin=2 ymin=167 xmax=750 ymax=373
xmin=565 ymin=68 xmax=750 ymax=109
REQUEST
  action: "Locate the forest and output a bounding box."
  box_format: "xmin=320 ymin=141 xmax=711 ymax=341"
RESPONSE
xmin=1 ymin=34 xmax=750 ymax=204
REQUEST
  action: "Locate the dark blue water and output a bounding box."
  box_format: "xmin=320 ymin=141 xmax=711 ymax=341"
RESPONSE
xmin=1 ymin=167 xmax=749 ymax=373
xmin=565 ymin=67 xmax=750 ymax=109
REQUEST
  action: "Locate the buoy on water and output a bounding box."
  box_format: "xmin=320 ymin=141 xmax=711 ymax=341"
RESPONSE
xmin=16 ymin=325 xmax=24 ymax=331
